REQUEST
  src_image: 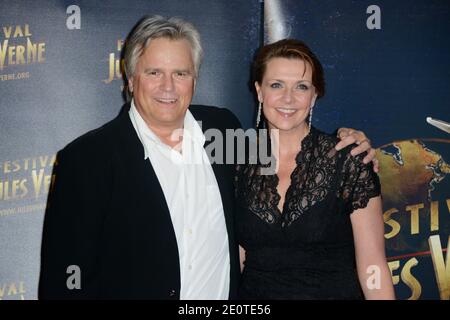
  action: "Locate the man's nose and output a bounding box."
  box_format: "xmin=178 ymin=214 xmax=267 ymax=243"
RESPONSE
xmin=161 ymin=74 xmax=175 ymax=92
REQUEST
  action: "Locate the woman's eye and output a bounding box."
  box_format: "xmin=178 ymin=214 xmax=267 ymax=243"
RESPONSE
xmin=297 ymin=83 xmax=309 ymax=90
xmin=270 ymin=83 xmax=281 ymax=88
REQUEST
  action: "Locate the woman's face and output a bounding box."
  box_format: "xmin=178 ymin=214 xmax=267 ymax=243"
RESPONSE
xmin=255 ymin=57 xmax=317 ymax=134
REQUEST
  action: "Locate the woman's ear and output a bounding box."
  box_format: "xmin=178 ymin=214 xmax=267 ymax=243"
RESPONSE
xmin=311 ymin=93 xmax=318 ymax=108
xmin=254 ymin=81 xmax=262 ymax=102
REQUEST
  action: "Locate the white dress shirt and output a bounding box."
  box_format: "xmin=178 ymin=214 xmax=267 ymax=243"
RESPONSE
xmin=129 ymin=100 xmax=230 ymax=299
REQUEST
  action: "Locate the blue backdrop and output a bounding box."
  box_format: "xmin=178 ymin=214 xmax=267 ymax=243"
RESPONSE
xmin=0 ymin=0 xmax=448 ymax=300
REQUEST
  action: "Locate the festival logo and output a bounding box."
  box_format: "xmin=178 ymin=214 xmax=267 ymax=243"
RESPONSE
xmin=0 ymin=281 xmax=27 ymax=300
xmin=0 ymin=23 xmax=46 ymax=81
xmin=0 ymin=154 xmax=56 ymax=217
xmin=103 ymin=39 xmax=124 ymax=86
xmin=379 ymin=118 xmax=450 ymax=300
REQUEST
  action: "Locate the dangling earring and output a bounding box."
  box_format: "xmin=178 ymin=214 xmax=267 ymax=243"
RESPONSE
xmin=256 ymin=101 xmax=262 ymax=128
xmin=308 ymin=105 xmax=314 ymax=133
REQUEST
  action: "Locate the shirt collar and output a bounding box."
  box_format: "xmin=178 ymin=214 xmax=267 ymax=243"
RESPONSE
xmin=129 ymin=99 xmax=206 ymax=159
xmin=184 ymin=106 xmax=206 ymax=147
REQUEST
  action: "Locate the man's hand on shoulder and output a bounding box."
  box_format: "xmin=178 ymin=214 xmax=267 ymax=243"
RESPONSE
xmin=335 ymin=127 xmax=379 ymax=173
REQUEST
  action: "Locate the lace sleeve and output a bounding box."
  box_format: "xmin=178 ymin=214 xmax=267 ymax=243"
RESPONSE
xmin=340 ymin=148 xmax=381 ymax=213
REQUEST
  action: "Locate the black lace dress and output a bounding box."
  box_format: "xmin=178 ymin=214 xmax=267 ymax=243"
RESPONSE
xmin=235 ymin=127 xmax=381 ymax=299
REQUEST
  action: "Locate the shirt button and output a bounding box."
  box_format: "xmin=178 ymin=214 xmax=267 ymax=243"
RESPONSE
xmin=188 ymin=265 xmax=192 ymax=270
xmin=187 ymin=229 xmax=192 ymax=235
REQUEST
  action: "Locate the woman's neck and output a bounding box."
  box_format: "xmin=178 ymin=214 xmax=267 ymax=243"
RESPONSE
xmin=270 ymin=123 xmax=309 ymax=157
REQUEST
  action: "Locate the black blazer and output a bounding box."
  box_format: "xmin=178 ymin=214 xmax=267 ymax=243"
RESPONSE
xmin=39 ymin=104 xmax=241 ymax=299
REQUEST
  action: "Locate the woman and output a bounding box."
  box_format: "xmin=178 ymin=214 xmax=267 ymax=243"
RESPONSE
xmin=236 ymin=39 xmax=395 ymax=299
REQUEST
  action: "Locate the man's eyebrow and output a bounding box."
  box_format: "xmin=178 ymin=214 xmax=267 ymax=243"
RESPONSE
xmin=174 ymin=69 xmax=193 ymax=74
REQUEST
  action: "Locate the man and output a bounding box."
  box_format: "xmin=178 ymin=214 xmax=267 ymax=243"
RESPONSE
xmin=39 ymin=15 xmax=375 ymax=299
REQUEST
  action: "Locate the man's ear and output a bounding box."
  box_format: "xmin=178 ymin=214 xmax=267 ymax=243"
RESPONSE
xmin=128 ymin=78 xmax=134 ymax=93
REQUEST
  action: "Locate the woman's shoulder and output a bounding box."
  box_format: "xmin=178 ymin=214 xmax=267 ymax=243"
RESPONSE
xmin=313 ymin=127 xmax=339 ymax=146
xmin=307 ymin=127 xmax=340 ymax=157
xmin=312 ymin=127 xmax=367 ymax=162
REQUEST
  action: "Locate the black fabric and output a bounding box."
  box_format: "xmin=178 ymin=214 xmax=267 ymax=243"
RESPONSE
xmin=236 ymin=127 xmax=381 ymax=299
xmin=39 ymin=103 xmax=241 ymax=300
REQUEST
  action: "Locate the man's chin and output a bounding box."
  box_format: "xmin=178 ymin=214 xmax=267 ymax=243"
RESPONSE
xmin=154 ymin=114 xmax=185 ymax=126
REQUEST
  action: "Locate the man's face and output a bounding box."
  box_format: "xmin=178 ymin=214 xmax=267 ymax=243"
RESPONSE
xmin=129 ymin=37 xmax=195 ymax=130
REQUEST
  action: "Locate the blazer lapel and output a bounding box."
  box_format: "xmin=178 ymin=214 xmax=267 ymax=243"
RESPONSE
xmin=116 ymin=107 xmax=175 ymax=231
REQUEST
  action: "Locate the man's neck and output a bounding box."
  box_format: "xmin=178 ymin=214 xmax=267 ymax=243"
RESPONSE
xmin=130 ymin=100 xmax=187 ymax=150
xmin=148 ymin=122 xmax=184 ymax=149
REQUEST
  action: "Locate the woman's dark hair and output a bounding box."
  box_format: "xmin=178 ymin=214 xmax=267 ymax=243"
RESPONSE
xmin=253 ymin=39 xmax=325 ymax=98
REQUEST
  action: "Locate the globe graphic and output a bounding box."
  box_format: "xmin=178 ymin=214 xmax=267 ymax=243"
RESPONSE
xmin=377 ymin=139 xmax=449 ymax=254
xmin=376 ymin=139 xmax=449 ymax=299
